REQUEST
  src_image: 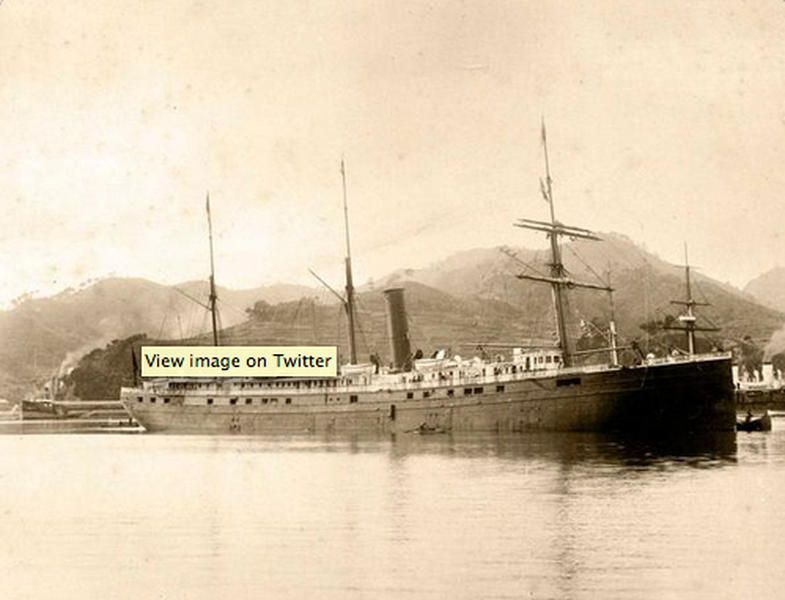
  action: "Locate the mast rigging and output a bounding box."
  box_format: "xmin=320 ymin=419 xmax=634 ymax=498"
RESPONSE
xmin=664 ymin=244 xmax=718 ymax=355
xmin=341 ymin=159 xmax=359 ymax=364
xmin=513 ymin=120 xmax=611 ymax=367
xmin=206 ymin=192 xmax=219 ymax=346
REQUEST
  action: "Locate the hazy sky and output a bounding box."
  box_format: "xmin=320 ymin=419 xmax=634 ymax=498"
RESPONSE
xmin=1 ymin=1 xmax=784 ymax=307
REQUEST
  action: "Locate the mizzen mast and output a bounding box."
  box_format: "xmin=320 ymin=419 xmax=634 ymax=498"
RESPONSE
xmin=514 ymin=121 xmax=612 ymax=367
xmin=665 ymin=243 xmax=718 ymax=355
xmin=206 ymin=192 xmax=219 ymax=346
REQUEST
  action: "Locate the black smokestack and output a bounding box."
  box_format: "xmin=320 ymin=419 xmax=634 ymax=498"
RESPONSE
xmin=384 ymin=288 xmax=412 ymax=371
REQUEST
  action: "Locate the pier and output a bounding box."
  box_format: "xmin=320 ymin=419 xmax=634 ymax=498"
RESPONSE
xmin=0 ymin=400 xmax=143 ymax=434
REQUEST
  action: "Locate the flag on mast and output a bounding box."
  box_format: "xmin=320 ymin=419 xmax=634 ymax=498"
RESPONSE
xmin=540 ymin=177 xmax=550 ymax=203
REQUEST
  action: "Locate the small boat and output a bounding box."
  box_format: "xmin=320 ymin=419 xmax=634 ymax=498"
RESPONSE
xmin=0 ymin=399 xmax=21 ymax=422
xmin=410 ymin=423 xmax=449 ymax=435
xmin=736 ymin=410 xmax=772 ymax=432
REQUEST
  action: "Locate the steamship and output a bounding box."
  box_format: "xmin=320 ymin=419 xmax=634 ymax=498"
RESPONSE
xmin=120 ymin=134 xmax=735 ymax=434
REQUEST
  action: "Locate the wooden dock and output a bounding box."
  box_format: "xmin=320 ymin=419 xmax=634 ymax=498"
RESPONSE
xmin=0 ymin=400 xmax=145 ymax=434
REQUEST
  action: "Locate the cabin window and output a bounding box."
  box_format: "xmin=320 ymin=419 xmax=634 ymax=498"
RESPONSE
xmin=262 ymin=398 xmax=268 ymax=404
xmin=230 ymin=398 xmax=238 ymax=405
xmin=207 ymin=398 xmax=213 ymax=405
xmin=464 ymin=388 xmax=473 ymax=396
xmin=556 ymin=377 xmax=582 ymax=387
xmin=150 ymin=397 xmax=156 ymax=403
xmin=474 ymin=387 xmax=483 ymax=394
xmin=164 ymin=398 xmax=170 ymax=404
xmin=423 ymin=391 xmax=430 ymax=399
xmin=407 ymin=392 xmax=414 ymax=399
xmin=271 ymin=398 xmax=278 ymax=404
xmin=137 ymin=397 xmax=143 ymax=403
xmin=447 ymin=389 xmax=454 ymax=397
xmin=546 ymin=356 xmax=552 ymax=363
xmin=285 ymin=398 xmax=291 ymax=405
xmin=496 ymin=385 xmax=505 ymax=393
xmin=245 ymin=398 xmax=253 ymax=405
xmin=349 ymin=395 xmax=358 ymax=403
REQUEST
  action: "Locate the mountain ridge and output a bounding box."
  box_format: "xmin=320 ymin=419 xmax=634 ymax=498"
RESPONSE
xmin=3 ymin=233 xmax=784 ymax=400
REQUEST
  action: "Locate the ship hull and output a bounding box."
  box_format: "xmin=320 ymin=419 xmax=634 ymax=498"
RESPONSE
xmin=121 ymin=355 xmax=735 ymax=434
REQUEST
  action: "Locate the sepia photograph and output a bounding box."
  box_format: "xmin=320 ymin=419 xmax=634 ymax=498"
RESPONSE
xmin=1 ymin=1 xmax=784 ymax=598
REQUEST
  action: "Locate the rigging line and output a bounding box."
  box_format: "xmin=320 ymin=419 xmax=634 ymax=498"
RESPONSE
xmin=499 ymin=246 xmax=549 ymax=279
xmin=592 ymin=239 xmax=642 ymax=272
xmin=214 ymin=297 xmax=251 ymax=317
xmin=352 ymin=296 xmax=374 ymax=355
xmin=185 ymin=303 xmax=201 ymax=340
xmin=690 ymin=280 xmax=723 ymax=331
xmin=290 ymin=298 xmax=304 ymax=327
xmin=311 ymin=299 xmax=318 ymax=343
xmin=172 ymin=286 xmax=210 ymax=310
xmin=335 ymin=304 xmax=344 ymax=353
xmin=156 ymin=314 xmax=168 ymax=341
xmin=574 ymin=310 xmax=611 ymax=344
xmin=563 ymin=244 xmax=609 ymax=287
xmin=196 ymin=309 xmax=208 ymax=343
xmin=406 ymin=310 xmax=435 ymax=353
xmin=216 ymin=309 xmax=224 ymax=344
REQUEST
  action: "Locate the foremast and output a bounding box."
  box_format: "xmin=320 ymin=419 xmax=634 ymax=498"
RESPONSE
xmin=514 ymin=121 xmax=612 ymax=368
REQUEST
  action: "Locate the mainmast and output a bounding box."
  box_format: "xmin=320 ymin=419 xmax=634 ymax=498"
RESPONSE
xmin=306 ymin=160 xmax=360 ymax=365
xmin=514 ymin=121 xmax=612 ymax=367
xmin=206 ymin=192 xmax=219 ymax=346
xmin=665 ymin=243 xmax=717 ymax=355
xmin=340 ymin=159 xmax=358 ymax=364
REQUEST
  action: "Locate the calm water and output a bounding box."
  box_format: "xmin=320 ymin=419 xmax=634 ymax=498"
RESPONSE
xmin=0 ymin=422 xmax=783 ymax=599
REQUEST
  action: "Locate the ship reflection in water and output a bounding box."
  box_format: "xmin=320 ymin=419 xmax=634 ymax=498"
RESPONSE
xmin=1 ymin=427 xmax=784 ymax=599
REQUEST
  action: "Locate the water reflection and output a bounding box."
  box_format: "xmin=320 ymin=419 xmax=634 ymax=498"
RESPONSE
xmin=3 ymin=429 xmax=782 ymax=600
xmin=294 ymin=430 xmax=739 ymax=471
xmin=211 ymin=430 xmax=737 ymax=467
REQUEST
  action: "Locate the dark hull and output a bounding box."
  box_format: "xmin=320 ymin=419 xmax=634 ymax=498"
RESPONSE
xmin=122 ymin=355 xmax=735 ymax=434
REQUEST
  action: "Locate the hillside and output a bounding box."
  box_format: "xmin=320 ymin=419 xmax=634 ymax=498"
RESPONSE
xmin=6 ymin=232 xmax=785 ymax=401
xmin=744 ymin=267 xmax=785 ymax=312
xmin=0 ymin=278 xmax=326 ymax=400
xmin=378 ymin=233 xmax=783 ymax=345
xmin=64 ymin=233 xmax=785 ymax=401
